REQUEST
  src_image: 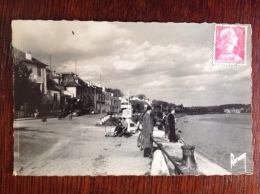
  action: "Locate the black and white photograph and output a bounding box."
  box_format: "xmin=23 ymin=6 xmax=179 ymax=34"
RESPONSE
xmin=12 ymin=21 xmax=252 ymax=176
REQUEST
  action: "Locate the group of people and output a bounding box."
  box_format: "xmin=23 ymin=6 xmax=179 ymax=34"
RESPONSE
xmin=114 ymin=117 xmax=129 ymax=137
xmin=112 ymin=106 xmax=179 ymax=158
xmin=138 ymin=106 xmax=178 ymax=158
xmin=162 ymin=109 xmax=178 ymax=143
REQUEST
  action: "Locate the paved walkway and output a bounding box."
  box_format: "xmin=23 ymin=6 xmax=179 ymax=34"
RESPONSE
xmin=14 ymin=114 xmax=151 ymax=176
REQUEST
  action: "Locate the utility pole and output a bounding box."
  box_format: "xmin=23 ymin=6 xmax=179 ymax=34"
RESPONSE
xmin=75 ymin=59 xmax=77 ymax=74
xmin=49 ymin=55 xmax=52 ymax=70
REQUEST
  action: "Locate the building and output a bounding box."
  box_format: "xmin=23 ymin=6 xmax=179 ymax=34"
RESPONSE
xmin=45 ymin=69 xmax=64 ymax=115
xmin=84 ymin=80 xmax=96 ymax=113
xmin=13 ymin=47 xmax=48 ymax=94
xmin=58 ymin=72 xmax=85 ymax=112
xmin=12 ymin=46 xmax=121 ymax=116
xmin=93 ymin=84 xmax=104 ymax=113
xmin=111 ymin=96 xmax=121 ymax=113
xmin=104 ymin=91 xmax=112 ymax=113
xmin=13 ymin=47 xmax=48 ymax=118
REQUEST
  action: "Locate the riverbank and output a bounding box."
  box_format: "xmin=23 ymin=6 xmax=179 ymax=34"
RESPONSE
xmin=152 ymin=129 xmax=231 ymax=175
xmin=176 ymin=114 xmax=252 ymax=174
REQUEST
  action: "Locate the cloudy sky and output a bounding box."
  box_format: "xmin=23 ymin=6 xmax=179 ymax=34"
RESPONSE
xmin=12 ymin=21 xmax=251 ymax=107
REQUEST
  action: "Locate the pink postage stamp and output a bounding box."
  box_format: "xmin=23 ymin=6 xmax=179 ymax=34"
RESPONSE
xmin=213 ymin=24 xmax=247 ymax=65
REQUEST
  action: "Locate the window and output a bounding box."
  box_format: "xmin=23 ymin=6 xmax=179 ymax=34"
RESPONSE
xmin=37 ymin=67 xmax=41 ymax=76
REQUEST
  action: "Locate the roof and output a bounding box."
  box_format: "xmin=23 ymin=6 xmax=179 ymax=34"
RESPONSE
xmin=47 ymin=85 xmax=62 ymax=92
xmin=47 ymin=75 xmax=64 ymax=91
xmin=78 ymin=78 xmax=89 ymax=87
xmin=60 ymin=73 xmax=84 ymax=87
xmin=12 ymin=47 xmax=48 ymax=67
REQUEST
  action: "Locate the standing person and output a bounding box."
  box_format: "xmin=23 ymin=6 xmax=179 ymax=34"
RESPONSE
xmin=142 ymin=106 xmax=154 ymax=157
xmin=168 ymin=109 xmax=177 ymax=142
xmin=68 ymin=111 xmax=73 ymax=120
xmin=41 ymin=113 xmax=47 ymax=125
xmin=58 ymin=110 xmax=62 ymax=120
xmin=34 ymin=108 xmax=39 ymax=118
xmin=163 ymin=112 xmax=169 ymax=138
xmin=137 ymin=120 xmax=143 ymax=150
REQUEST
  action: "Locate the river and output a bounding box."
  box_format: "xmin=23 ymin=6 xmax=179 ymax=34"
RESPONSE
xmin=177 ymin=113 xmax=253 ymax=175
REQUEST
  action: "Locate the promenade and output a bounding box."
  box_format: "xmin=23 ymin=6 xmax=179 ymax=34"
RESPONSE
xmin=14 ymin=114 xmax=151 ymax=176
xmin=14 ymin=114 xmax=234 ymax=176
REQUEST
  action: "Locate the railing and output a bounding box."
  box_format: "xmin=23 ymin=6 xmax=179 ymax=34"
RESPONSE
xmin=151 ymin=136 xmax=186 ymax=175
xmin=99 ymin=115 xmax=111 ymax=125
xmin=151 ymin=136 xmax=198 ymax=175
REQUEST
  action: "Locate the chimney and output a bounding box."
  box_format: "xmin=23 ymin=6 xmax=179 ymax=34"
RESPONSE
xmin=26 ymin=52 xmax=32 ymax=60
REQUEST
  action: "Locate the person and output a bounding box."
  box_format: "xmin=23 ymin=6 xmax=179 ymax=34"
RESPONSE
xmin=136 ymin=120 xmax=141 ymax=131
xmin=68 ymin=111 xmax=73 ymax=120
xmin=137 ymin=120 xmax=143 ymax=150
xmin=217 ymin=27 xmax=243 ymax=62
xmin=168 ymin=109 xmax=177 ymax=143
xmin=163 ymin=112 xmax=169 ymax=138
xmin=41 ymin=113 xmax=47 ymax=125
xmin=62 ymin=109 xmax=66 ymax=119
xmin=58 ymin=110 xmax=62 ymax=120
xmin=34 ymin=109 xmax=39 ymax=118
xmin=142 ymin=106 xmax=154 ymax=157
xmin=119 ymin=117 xmax=128 ymax=137
xmin=114 ymin=121 xmax=123 ymax=136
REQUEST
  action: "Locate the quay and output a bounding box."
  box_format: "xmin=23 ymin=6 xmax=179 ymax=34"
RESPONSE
xmin=14 ymin=113 xmax=231 ymax=176
xmin=151 ymin=129 xmax=231 ymax=175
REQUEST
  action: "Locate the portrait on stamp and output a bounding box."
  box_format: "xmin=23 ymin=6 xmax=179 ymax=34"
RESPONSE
xmin=12 ymin=21 xmax=252 ymax=176
xmin=214 ymin=25 xmax=247 ymax=65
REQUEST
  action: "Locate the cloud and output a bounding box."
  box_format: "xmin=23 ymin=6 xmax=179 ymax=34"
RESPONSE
xmin=142 ymin=80 xmax=165 ymax=88
xmin=12 ymin=21 xmax=251 ymax=106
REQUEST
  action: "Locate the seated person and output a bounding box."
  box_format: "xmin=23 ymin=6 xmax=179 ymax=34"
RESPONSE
xmin=119 ymin=118 xmax=128 ymax=137
xmin=114 ymin=121 xmax=123 ymax=136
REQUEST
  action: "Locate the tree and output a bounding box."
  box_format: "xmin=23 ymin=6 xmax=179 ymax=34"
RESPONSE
xmin=152 ymin=99 xmax=176 ymax=112
xmin=105 ymin=88 xmax=124 ymax=97
xmin=131 ymin=100 xmax=145 ymax=113
xmin=13 ymin=62 xmax=43 ymax=114
xmin=136 ymin=94 xmax=146 ymax=100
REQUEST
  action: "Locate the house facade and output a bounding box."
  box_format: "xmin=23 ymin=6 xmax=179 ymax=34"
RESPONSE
xmin=13 ymin=47 xmax=124 ymax=117
xmin=13 ymin=47 xmax=48 ymax=118
xmin=111 ymin=96 xmax=121 ymax=113
xmin=104 ymin=91 xmax=112 ymax=113
xmin=13 ymin=47 xmax=48 ymax=94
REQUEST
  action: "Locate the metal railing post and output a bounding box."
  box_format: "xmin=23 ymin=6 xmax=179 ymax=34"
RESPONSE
xmin=151 ymin=137 xmax=199 ymax=175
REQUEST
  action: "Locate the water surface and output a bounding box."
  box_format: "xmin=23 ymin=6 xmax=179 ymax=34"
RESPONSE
xmin=178 ymin=113 xmax=252 ymax=174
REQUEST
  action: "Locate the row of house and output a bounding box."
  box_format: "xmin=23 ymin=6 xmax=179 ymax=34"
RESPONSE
xmin=13 ymin=47 xmax=121 ymax=117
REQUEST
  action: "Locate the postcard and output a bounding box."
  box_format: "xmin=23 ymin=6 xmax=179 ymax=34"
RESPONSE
xmin=12 ymin=21 xmax=252 ymax=176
